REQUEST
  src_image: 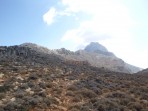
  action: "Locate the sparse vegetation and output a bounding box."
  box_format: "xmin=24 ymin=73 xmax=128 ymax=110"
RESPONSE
xmin=0 ymin=45 xmax=147 ymax=111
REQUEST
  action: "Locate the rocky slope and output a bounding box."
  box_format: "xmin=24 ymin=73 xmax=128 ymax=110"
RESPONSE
xmin=20 ymin=42 xmax=141 ymax=73
xmin=55 ymin=42 xmax=141 ymax=73
xmin=0 ymin=45 xmax=147 ymax=111
xmin=136 ymin=68 xmax=148 ymax=76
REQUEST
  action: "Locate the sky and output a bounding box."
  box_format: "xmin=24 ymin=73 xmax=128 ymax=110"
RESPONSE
xmin=0 ymin=0 xmax=148 ymax=68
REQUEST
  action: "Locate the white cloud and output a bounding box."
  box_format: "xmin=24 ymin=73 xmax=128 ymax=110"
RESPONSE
xmin=43 ymin=0 xmax=147 ymax=68
xmin=60 ymin=0 xmax=133 ymax=47
xmin=43 ymin=6 xmax=76 ymax=25
xmin=43 ymin=7 xmax=57 ymax=25
xmin=60 ymin=0 xmax=145 ymax=67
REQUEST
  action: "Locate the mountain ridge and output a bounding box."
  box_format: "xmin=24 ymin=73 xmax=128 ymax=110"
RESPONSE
xmin=55 ymin=42 xmax=141 ymax=73
xmin=2 ymin=42 xmax=141 ymax=73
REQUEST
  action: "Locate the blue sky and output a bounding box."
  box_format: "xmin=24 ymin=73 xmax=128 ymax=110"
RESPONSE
xmin=0 ymin=0 xmax=148 ymax=68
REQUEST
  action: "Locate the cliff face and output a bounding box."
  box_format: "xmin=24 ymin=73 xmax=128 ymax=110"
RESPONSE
xmin=0 ymin=46 xmax=34 ymax=58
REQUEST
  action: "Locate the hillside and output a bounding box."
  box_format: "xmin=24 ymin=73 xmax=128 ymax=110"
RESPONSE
xmin=0 ymin=45 xmax=148 ymax=111
xmin=20 ymin=42 xmax=141 ymax=73
xmin=55 ymin=42 xmax=141 ymax=73
xmin=136 ymin=68 xmax=148 ymax=76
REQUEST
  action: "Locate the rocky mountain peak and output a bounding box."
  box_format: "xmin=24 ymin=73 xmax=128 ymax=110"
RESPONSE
xmin=84 ymin=42 xmax=114 ymax=56
xmin=84 ymin=42 xmax=108 ymax=53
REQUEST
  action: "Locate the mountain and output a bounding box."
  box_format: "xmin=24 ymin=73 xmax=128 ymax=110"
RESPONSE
xmin=85 ymin=42 xmax=108 ymax=52
xmin=19 ymin=42 xmax=141 ymax=73
xmin=0 ymin=44 xmax=147 ymax=111
xmin=53 ymin=42 xmax=140 ymax=73
xmin=84 ymin=42 xmax=114 ymax=56
xmin=84 ymin=42 xmax=141 ymax=73
xmin=0 ymin=42 xmax=141 ymax=74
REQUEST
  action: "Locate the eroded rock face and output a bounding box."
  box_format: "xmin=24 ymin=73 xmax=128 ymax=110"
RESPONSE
xmin=0 ymin=46 xmax=27 ymax=57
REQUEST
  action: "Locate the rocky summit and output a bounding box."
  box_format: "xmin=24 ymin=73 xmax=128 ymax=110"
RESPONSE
xmin=0 ymin=44 xmax=148 ymax=111
xmin=85 ymin=42 xmax=108 ymax=52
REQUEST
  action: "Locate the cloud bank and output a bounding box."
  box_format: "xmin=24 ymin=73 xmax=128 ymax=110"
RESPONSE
xmin=59 ymin=0 xmax=133 ymax=50
xmin=43 ymin=0 xmax=134 ymax=54
xmin=43 ymin=0 xmax=148 ymax=68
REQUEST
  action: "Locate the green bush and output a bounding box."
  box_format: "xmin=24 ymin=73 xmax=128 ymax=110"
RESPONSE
xmin=77 ymin=89 xmax=97 ymax=99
